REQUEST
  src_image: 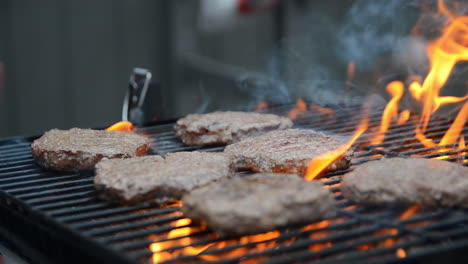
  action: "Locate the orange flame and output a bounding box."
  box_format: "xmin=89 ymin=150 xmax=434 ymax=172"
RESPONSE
xmin=106 ymin=121 xmax=134 ymax=132
xmin=414 ymin=101 xmax=467 ymax=154
xmin=305 ymin=116 xmax=368 ymax=181
xmin=397 ymin=110 xmax=411 ymax=125
xmin=253 ymin=101 xmax=268 ymax=112
xmin=460 ymin=136 xmax=466 ymax=149
xmin=399 ymin=205 xmax=420 ymax=220
xmin=150 ymin=218 xmax=216 ymax=263
xmin=288 ymin=98 xmax=307 ymax=119
xmin=406 ymin=3 xmax=468 ymax=151
xmin=415 ymin=127 xmax=437 ymax=148
xmin=409 ymin=14 xmax=468 ymax=131
xmin=150 ymin=219 xmax=284 ymax=263
xmin=310 ymin=104 xmax=335 ymax=116
xmin=342 ymin=61 xmax=356 ymax=103
xmin=347 ymin=61 xmax=355 ymax=82
xmin=371 ymin=81 xmax=405 ymax=145
xmin=439 ymin=101 xmax=468 ymax=145
xmin=396 ymin=248 xmax=407 ymax=258
xmin=358 ymin=205 xmax=419 ymax=252
xmin=437 ymin=0 xmax=456 ymax=21
xmin=302 ymin=220 xmax=334 ymax=252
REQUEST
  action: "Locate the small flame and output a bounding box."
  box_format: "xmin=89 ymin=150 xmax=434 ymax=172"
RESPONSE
xmin=150 ymin=218 xmax=284 ymax=263
xmin=305 ymin=117 xmax=368 ymax=181
xmin=347 ymin=61 xmax=355 ymax=82
xmin=414 ymin=102 xmax=467 ymax=154
xmin=106 ymin=121 xmax=134 ymax=132
xmin=371 ymin=81 xmax=405 ymax=145
xmin=302 ymin=220 xmax=333 ymax=252
xmin=343 ymin=61 xmax=355 ymax=98
xmin=288 ymin=98 xmax=307 ymax=119
xmin=400 ymin=205 xmax=420 ymax=220
xmin=415 ymin=127 xmax=437 ymax=148
xmin=253 ymin=101 xmax=268 ymax=112
xmin=358 ymin=205 xmax=419 ymax=251
xmin=150 ymin=218 xmax=216 ymax=263
xmin=397 ymin=110 xmax=411 ymax=125
xmin=439 ymin=101 xmax=468 ymax=146
xmin=437 ymin=0 xmax=456 ymax=21
xmin=396 ymin=248 xmax=407 ymax=258
xmin=460 ymin=136 xmax=466 ymax=149
xmin=310 ymin=104 xmax=335 ymax=116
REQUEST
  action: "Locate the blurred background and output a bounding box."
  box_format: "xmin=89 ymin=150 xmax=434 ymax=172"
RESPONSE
xmin=0 ymin=0 xmax=465 ymax=138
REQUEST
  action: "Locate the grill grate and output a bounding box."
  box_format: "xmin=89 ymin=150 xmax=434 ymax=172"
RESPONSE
xmin=0 ymin=105 xmax=466 ymax=264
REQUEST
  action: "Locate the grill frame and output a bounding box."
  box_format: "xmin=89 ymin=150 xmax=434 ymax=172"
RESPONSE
xmin=0 ymin=105 xmax=466 ymax=264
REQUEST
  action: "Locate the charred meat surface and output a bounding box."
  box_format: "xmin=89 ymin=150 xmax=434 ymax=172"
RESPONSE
xmin=341 ymin=157 xmax=468 ymax=207
xmin=94 ymin=152 xmax=233 ymax=205
xmin=174 ymin=111 xmax=293 ymax=146
xmin=31 ymin=128 xmax=150 ymax=171
xmin=182 ymin=173 xmax=337 ymax=236
xmin=224 ymin=129 xmax=353 ymax=177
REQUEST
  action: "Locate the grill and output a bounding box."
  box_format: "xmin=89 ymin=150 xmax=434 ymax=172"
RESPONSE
xmin=0 ymin=104 xmax=467 ymax=264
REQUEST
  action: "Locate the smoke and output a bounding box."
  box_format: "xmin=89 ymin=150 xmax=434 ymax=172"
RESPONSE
xmin=236 ymin=0 xmax=468 ymax=111
xmin=336 ymin=0 xmax=420 ymax=70
xmin=245 ymin=0 xmax=430 ymax=106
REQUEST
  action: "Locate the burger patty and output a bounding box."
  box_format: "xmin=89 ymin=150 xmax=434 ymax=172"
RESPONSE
xmin=31 ymin=128 xmax=150 ymax=171
xmin=174 ymin=111 xmax=293 ymax=146
xmin=341 ymin=158 xmax=468 ymax=207
xmin=224 ymin=129 xmax=353 ymax=177
xmin=94 ymin=152 xmax=233 ymax=205
xmin=182 ymin=173 xmax=337 ymax=236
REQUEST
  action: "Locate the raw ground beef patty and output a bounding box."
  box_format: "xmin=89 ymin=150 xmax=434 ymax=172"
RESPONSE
xmin=341 ymin=157 xmax=468 ymax=207
xmin=182 ymin=173 xmax=337 ymax=236
xmin=94 ymin=151 xmax=233 ymax=205
xmin=31 ymin=128 xmax=150 ymax=171
xmin=224 ymin=129 xmax=353 ymax=176
xmin=174 ymin=111 xmax=293 ymax=146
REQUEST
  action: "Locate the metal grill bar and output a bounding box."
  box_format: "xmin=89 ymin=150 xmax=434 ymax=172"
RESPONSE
xmin=82 ymin=214 xmax=184 ymax=238
xmin=34 ymin=197 xmax=102 ymax=211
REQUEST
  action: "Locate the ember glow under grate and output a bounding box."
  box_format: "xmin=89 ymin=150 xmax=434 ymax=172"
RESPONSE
xmin=0 ymin=105 xmax=467 ymax=264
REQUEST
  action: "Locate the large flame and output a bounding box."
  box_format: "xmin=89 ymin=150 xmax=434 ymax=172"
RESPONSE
xmin=404 ymin=2 xmax=468 ymax=151
xmin=106 ymin=121 xmax=134 ymax=132
xmin=305 ymin=116 xmax=368 ymax=181
xmin=371 ymin=81 xmax=405 ymax=145
xmin=409 ymin=12 xmax=468 ymax=131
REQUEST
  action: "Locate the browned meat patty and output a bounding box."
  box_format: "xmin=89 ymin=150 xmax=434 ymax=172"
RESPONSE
xmin=94 ymin=152 xmax=233 ymax=205
xmin=174 ymin=111 xmax=293 ymax=146
xmin=341 ymin=158 xmax=468 ymax=207
xmin=224 ymin=129 xmax=353 ymax=177
xmin=182 ymin=173 xmax=337 ymax=236
xmin=31 ymin=128 xmax=150 ymax=171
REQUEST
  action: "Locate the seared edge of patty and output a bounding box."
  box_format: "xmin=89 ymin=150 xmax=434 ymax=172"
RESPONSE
xmin=182 ymin=173 xmax=337 ymax=236
xmin=174 ymin=111 xmax=293 ymax=146
xmin=341 ymin=157 xmax=468 ymax=207
xmin=94 ymin=152 xmax=234 ymax=205
xmin=31 ymin=128 xmax=150 ymax=171
xmin=224 ymin=129 xmax=353 ymax=177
